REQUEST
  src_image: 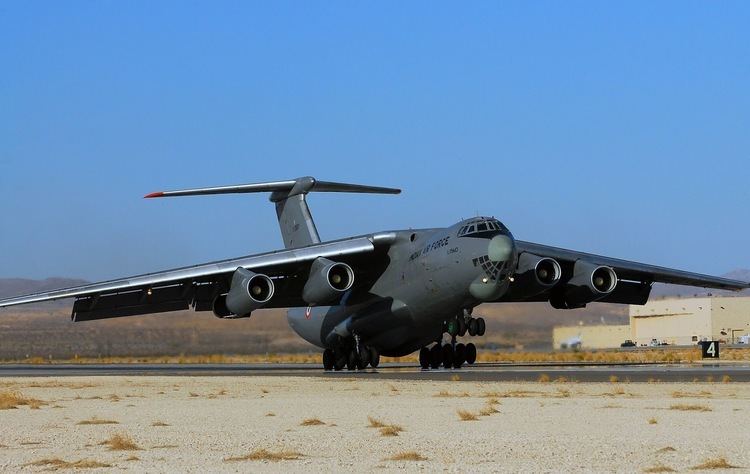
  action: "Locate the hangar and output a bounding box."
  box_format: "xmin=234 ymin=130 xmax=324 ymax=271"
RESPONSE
xmin=552 ymin=296 xmax=750 ymax=349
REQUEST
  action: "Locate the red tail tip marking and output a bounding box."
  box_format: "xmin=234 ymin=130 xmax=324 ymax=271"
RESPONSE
xmin=144 ymin=192 xmax=164 ymax=198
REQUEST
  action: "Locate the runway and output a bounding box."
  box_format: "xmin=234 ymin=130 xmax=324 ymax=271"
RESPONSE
xmin=1 ymin=361 xmax=750 ymax=382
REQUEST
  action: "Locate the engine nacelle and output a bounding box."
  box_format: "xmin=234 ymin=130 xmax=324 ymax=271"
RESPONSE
xmin=302 ymin=258 xmax=354 ymax=305
xmin=511 ymin=253 xmax=562 ymax=298
xmin=550 ymin=260 xmax=617 ymax=309
xmin=213 ymin=267 xmax=274 ymax=318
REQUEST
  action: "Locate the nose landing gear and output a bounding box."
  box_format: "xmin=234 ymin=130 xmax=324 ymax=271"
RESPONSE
xmin=420 ymin=310 xmax=483 ymax=370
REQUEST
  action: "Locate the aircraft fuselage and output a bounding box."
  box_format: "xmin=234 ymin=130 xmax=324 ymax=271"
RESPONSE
xmin=287 ymin=217 xmax=517 ymax=356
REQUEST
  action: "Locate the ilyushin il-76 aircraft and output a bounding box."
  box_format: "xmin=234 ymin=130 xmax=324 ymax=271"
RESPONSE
xmin=2 ymin=177 xmax=748 ymax=370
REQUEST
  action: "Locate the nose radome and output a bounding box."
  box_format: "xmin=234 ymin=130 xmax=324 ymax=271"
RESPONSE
xmin=488 ymin=234 xmax=513 ymax=262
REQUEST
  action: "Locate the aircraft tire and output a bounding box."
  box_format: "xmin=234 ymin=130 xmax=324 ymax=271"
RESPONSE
xmin=323 ymin=349 xmax=334 ymax=371
xmin=357 ymin=347 xmax=369 ymax=370
xmin=453 ymin=343 xmax=466 ymax=368
xmin=419 ymin=347 xmax=430 ymax=369
xmin=477 ymin=318 xmax=486 ymax=336
xmin=430 ymin=345 xmax=442 ymax=369
xmin=458 ymin=318 xmax=467 ymax=337
xmin=466 ymin=343 xmax=477 ymax=364
xmin=347 ymin=350 xmax=357 ymax=371
xmin=369 ymin=347 xmax=380 ymax=368
xmin=468 ymin=319 xmax=478 ymax=337
xmin=334 ymin=351 xmax=346 ymax=371
xmin=441 ymin=344 xmax=454 ymax=369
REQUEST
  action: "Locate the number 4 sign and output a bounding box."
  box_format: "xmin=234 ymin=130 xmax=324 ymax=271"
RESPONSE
xmin=700 ymin=341 xmax=720 ymax=359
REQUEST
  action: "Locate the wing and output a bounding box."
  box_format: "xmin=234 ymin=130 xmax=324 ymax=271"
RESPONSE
xmin=503 ymin=240 xmax=749 ymax=306
xmin=0 ymin=233 xmax=395 ymax=321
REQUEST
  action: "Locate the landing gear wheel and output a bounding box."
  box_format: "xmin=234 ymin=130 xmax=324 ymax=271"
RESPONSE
xmin=441 ymin=344 xmax=454 ymax=369
xmin=334 ymin=351 xmax=346 ymax=371
xmin=430 ymin=344 xmax=442 ymax=369
xmin=347 ymin=350 xmax=357 ymax=371
xmin=357 ymin=347 xmax=369 ymax=370
xmin=476 ymin=318 xmax=486 ymax=337
xmin=323 ymin=349 xmax=334 ymax=371
xmin=419 ymin=347 xmax=430 ymax=369
xmin=458 ymin=317 xmax=467 ymax=337
xmin=465 ymin=343 xmax=477 ymax=365
xmin=468 ymin=318 xmax=478 ymax=337
xmin=369 ymin=347 xmax=380 ymax=368
xmin=453 ymin=343 xmax=466 ymax=368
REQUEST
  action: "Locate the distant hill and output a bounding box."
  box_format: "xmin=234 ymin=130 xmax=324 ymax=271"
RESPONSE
xmin=651 ymin=269 xmax=750 ymax=299
xmin=0 ymin=277 xmax=89 ymax=299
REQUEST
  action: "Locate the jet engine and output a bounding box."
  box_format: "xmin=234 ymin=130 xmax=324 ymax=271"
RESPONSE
xmin=511 ymin=253 xmax=562 ymax=298
xmin=302 ymin=257 xmax=354 ymax=305
xmin=550 ymin=260 xmax=617 ymax=309
xmin=213 ymin=267 xmax=274 ymax=318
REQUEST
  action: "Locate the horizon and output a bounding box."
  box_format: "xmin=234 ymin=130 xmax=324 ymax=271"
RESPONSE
xmin=1 ymin=2 xmax=748 ymax=281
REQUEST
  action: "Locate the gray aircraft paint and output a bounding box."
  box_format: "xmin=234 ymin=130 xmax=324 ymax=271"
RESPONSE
xmin=1 ymin=177 xmax=748 ymax=361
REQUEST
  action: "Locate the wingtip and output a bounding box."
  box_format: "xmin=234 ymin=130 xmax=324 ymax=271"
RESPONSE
xmin=144 ymin=191 xmax=164 ymax=199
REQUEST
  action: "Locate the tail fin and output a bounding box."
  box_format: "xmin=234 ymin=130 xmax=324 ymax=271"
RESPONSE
xmin=145 ymin=176 xmax=400 ymax=249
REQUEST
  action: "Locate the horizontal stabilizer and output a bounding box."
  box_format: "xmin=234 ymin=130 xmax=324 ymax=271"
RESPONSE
xmin=145 ymin=177 xmax=400 ymax=200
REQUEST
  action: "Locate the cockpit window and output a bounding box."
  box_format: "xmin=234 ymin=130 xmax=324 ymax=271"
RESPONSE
xmin=458 ymin=218 xmax=505 ymax=237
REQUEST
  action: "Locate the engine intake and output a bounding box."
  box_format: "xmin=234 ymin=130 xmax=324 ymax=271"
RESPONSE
xmin=303 ymin=258 xmax=354 ymax=305
xmin=550 ymin=260 xmax=617 ymax=309
xmin=511 ymin=253 xmax=562 ymax=298
xmin=214 ymin=267 xmax=274 ymax=318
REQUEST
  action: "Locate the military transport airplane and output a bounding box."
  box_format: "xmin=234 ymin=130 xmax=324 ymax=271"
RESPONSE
xmin=1 ymin=177 xmax=748 ymax=370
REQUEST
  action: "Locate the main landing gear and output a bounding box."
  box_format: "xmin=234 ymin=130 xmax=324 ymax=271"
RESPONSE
xmin=322 ymin=337 xmax=380 ymax=371
xmin=419 ymin=310 xmax=484 ymax=370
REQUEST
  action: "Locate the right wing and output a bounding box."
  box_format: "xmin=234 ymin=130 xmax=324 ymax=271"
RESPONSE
xmin=0 ymin=234 xmax=395 ymax=321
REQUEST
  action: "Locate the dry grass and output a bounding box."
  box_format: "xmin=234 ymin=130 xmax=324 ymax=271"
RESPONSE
xmin=367 ymin=416 xmax=386 ymax=428
xmin=434 ymin=390 xmax=470 ymax=398
xmin=126 ymin=456 xmax=140 ymax=461
xmin=657 ymin=446 xmax=677 ymax=453
xmin=151 ymin=421 xmax=170 ymax=427
xmin=101 ymin=433 xmax=141 ymax=451
xmin=609 ymin=375 xmax=620 ymax=383
xmin=457 ymin=409 xmax=479 ymax=421
xmin=648 ymin=417 xmax=658 ymax=425
xmin=11 ymin=347 xmax=750 ymax=365
xmin=386 ymin=451 xmax=427 ymax=462
xmin=225 ymin=448 xmax=303 ymax=462
xmin=379 ymin=425 xmax=404 ymax=437
xmin=300 ymin=418 xmax=325 ymax=426
xmin=643 ymin=464 xmax=676 ymax=473
xmin=537 ymin=373 xmax=550 ymax=383
xmin=672 ymin=390 xmax=712 ymax=398
xmin=265 ymin=412 xmax=276 ymax=417
xmin=479 ymin=404 xmax=500 ymax=416
xmin=0 ymin=390 xmax=44 ymax=410
xmin=24 ymin=458 xmax=112 ymax=469
xmin=450 ymin=374 xmax=461 ymax=382
xmin=722 ymin=375 xmax=732 ymax=383
xmin=670 ymin=403 xmax=712 ymax=412
xmin=77 ymin=416 xmax=119 ymax=425
xmin=367 ymin=415 xmax=403 ymax=436
xmin=690 ymin=457 xmax=740 ymax=470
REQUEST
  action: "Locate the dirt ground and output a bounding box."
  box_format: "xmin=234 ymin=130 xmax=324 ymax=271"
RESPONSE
xmin=1 ymin=376 xmax=748 ymax=473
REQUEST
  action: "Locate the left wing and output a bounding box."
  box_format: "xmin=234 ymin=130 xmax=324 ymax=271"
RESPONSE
xmin=502 ymin=240 xmax=749 ymax=307
xmin=0 ymin=234 xmax=394 ymax=321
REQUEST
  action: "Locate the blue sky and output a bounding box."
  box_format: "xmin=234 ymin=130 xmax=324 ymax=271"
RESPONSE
xmin=1 ymin=1 xmax=748 ymax=280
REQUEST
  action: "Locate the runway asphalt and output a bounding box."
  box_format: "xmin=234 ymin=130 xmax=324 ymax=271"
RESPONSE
xmin=1 ymin=362 xmax=750 ymax=382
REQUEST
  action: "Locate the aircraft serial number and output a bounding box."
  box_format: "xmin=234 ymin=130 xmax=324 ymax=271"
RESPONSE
xmin=409 ymin=236 xmax=450 ymax=261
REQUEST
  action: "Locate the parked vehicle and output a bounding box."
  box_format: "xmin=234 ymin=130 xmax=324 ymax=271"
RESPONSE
xmin=620 ymin=340 xmax=636 ymax=347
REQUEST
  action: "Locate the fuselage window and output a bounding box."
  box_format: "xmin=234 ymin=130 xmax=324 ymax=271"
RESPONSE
xmin=477 ymin=223 xmax=487 ymax=232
